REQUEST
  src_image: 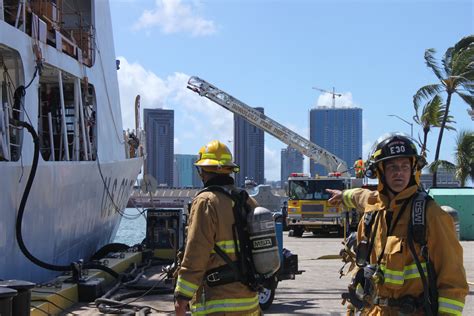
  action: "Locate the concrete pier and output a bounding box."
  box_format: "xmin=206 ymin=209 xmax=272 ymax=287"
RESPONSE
xmin=64 ymin=234 xmax=474 ymax=315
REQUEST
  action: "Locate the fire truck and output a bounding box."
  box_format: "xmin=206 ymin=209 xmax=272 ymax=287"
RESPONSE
xmin=186 ymin=77 xmax=362 ymax=238
xmin=287 ymin=173 xmax=362 ymax=237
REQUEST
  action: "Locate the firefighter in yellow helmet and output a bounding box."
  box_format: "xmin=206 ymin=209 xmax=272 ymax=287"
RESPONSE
xmin=174 ymin=140 xmax=260 ymax=316
xmin=327 ymin=133 xmax=468 ymax=315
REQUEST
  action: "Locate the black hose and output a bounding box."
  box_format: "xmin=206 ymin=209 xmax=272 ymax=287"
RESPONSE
xmin=14 ymin=120 xmax=118 ymax=279
xmin=14 ymin=120 xmax=70 ymax=272
xmin=84 ymin=263 xmax=119 ymax=279
xmin=112 ymin=288 xmax=173 ymax=301
xmin=95 ymin=297 xmax=146 ymax=314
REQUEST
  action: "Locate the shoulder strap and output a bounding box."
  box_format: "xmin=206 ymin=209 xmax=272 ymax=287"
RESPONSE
xmin=197 ymin=185 xmax=249 ymax=205
xmin=197 ymin=185 xmax=232 ymax=199
xmin=411 ymin=191 xmax=430 ymax=245
xmin=363 ymin=211 xmax=377 ymax=240
xmin=355 ymin=211 xmax=379 ymax=267
xmin=408 ymin=190 xmax=437 ymax=315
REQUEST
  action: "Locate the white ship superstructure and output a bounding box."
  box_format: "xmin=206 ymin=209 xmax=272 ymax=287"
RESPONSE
xmin=0 ymin=0 xmax=143 ymax=282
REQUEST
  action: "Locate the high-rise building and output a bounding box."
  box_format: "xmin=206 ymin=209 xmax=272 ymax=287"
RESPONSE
xmin=234 ymin=107 xmax=265 ymax=187
xmin=281 ymin=145 xmax=304 ymax=187
xmin=309 ymin=107 xmax=362 ymax=176
xmin=144 ymin=109 xmax=174 ymax=187
xmin=174 ymin=154 xmax=202 ymax=188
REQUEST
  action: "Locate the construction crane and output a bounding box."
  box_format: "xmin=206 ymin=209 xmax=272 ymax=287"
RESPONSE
xmin=187 ymin=76 xmax=348 ymax=175
xmin=312 ymin=86 xmax=342 ymax=108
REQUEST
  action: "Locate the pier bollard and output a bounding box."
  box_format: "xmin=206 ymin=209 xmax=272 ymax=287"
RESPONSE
xmin=0 ymin=280 xmax=35 ymax=316
xmin=0 ymin=287 xmax=17 ymax=316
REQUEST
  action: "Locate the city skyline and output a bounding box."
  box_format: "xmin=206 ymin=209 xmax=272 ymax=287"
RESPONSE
xmin=111 ymin=1 xmax=472 ymax=182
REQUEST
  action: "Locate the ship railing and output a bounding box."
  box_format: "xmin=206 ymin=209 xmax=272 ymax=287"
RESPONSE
xmin=2 ymin=1 xmax=96 ymax=68
xmin=1 ymin=101 xmax=24 ymax=161
xmin=0 ymin=101 xmax=11 ymax=160
xmin=37 ymin=76 xmax=94 ymax=162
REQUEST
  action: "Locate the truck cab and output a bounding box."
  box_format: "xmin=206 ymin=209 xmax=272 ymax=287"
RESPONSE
xmin=286 ymin=173 xmax=362 ymax=237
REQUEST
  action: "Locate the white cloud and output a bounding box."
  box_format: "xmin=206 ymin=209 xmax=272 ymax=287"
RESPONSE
xmin=117 ymin=57 xmax=232 ymax=156
xmin=117 ymin=57 xmax=168 ymax=114
xmin=133 ymin=0 xmax=216 ymax=36
xmin=315 ymin=91 xmax=357 ymax=108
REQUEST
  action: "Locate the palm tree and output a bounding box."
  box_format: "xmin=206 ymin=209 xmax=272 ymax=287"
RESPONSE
xmin=413 ymin=94 xmax=455 ymax=156
xmin=413 ymin=35 xmax=474 ymax=187
xmin=454 ymin=130 xmax=474 ymax=187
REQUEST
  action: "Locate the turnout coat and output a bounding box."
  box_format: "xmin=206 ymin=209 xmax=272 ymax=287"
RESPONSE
xmin=175 ymin=184 xmax=260 ymax=316
xmin=342 ymin=185 xmax=468 ymax=316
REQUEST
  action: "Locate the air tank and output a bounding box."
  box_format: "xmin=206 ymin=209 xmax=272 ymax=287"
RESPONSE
xmin=247 ymin=207 xmax=280 ymax=277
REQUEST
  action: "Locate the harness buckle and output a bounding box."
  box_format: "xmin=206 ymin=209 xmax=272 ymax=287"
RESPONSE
xmin=374 ymin=296 xmax=418 ymax=314
xmin=206 ymin=272 xmax=220 ymax=283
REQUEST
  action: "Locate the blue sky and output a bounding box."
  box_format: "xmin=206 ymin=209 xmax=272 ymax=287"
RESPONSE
xmin=110 ymin=0 xmax=473 ymax=181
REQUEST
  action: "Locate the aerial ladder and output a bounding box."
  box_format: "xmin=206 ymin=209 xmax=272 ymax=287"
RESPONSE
xmin=187 ymin=76 xmax=348 ymax=175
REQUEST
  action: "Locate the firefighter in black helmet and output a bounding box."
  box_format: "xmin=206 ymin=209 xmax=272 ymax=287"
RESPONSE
xmin=327 ymin=133 xmax=468 ymax=315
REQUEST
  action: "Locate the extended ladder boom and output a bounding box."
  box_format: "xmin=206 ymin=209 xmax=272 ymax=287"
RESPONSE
xmin=187 ymin=76 xmax=348 ymax=175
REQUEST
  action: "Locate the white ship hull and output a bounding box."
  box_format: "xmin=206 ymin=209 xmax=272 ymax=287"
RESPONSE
xmin=0 ymin=1 xmax=143 ymax=282
xmin=0 ymin=158 xmax=142 ymax=282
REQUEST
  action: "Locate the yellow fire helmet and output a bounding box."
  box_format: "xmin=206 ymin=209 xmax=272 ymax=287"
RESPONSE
xmin=194 ymin=140 xmax=240 ymax=174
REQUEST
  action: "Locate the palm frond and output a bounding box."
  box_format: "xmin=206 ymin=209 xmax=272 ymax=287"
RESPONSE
xmin=443 ymin=47 xmax=454 ymax=76
xmin=456 ymin=92 xmax=474 ymax=108
xmin=421 ymin=95 xmax=443 ymax=126
xmin=452 ymin=48 xmax=474 ymax=77
xmin=454 ymin=130 xmax=474 ymax=186
xmin=425 ymin=48 xmax=445 ymax=80
xmin=445 ymin=36 xmax=474 ymax=89
xmin=458 ymin=61 xmax=474 ymax=79
xmin=453 ymin=35 xmax=474 ymax=52
xmin=428 ymin=160 xmax=455 ymax=174
xmin=413 ymin=84 xmax=444 ymax=109
xmin=460 ymin=81 xmax=474 ymax=94
xmin=417 ymin=95 xmax=456 ymax=132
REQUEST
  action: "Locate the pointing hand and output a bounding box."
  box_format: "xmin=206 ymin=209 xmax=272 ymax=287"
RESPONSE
xmin=326 ymin=189 xmax=342 ymax=206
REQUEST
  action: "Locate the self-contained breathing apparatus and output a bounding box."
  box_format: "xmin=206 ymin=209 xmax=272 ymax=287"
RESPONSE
xmin=196 ymin=185 xmax=281 ymax=292
xmin=342 ymin=191 xmax=438 ymax=315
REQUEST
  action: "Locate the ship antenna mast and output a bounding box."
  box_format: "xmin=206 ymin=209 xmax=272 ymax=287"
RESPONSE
xmin=312 ymin=86 xmax=342 ymax=108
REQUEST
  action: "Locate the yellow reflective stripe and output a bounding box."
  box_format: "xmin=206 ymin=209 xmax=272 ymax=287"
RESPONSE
xmin=342 ymin=189 xmax=356 ymax=208
xmin=380 ymin=265 xmax=404 ymax=285
xmin=380 ymin=262 xmax=427 ymax=285
xmin=373 ymin=149 xmax=382 ymax=159
xmin=404 ymin=262 xmax=427 ymax=279
xmin=200 ymin=153 xmax=232 ymax=161
xmin=201 ymin=153 xmax=217 ymax=159
xmin=191 ymin=295 xmax=259 ymax=315
xmin=438 ymin=297 xmax=464 ymax=315
xmin=175 ymin=276 xmax=199 ymax=298
xmin=210 ymin=240 xmax=238 ymax=254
